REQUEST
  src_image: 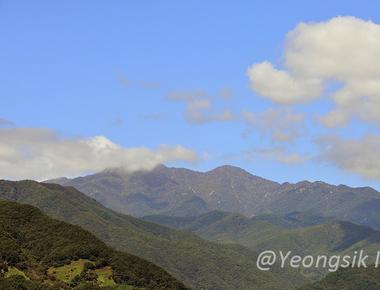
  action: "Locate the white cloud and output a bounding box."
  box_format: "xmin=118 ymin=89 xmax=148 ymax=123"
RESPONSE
xmin=0 ymin=128 xmax=198 ymax=180
xmin=243 ymin=108 xmax=304 ymax=143
xmin=247 ymin=16 xmax=380 ymax=127
xmin=247 ymin=62 xmax=322 ymax=104
xmin=318 ymin=135 xmax=380 ymax=179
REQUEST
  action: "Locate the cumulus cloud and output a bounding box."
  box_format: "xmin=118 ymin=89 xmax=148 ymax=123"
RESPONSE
xmin=243 ymin=108 xmax=304 ymax=143
xmin=0 ymin=128 xmax=198 ymax=180
xmin=247 ymin=16 xmax=380 ymax=127
xmin=318 ymin=135 xmax=380 ymax=179
xmin=247 ymin=62 xmax=322 ymax=104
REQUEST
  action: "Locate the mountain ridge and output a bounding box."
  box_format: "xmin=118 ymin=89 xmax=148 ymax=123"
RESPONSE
xmin=144 ymin=210 xmax=380 ymax=280
xmin=47 ymin=164 xmax=380 ymax=229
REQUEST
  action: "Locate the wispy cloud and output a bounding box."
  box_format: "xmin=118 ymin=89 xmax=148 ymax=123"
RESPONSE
xmin=117 ymin=73 xmax=132 ymax=87
xmin=144 ymin=113 xmax=166 ymax=121
xmin=219 ymin=88 xmax=234 ymax=100
xmin=0 ymin=118 xmax=15 ymax=127
xmin=166 ymin=90 xmax=236 ymax=125
xmin=117 ymin=72 xmax=161 ymax=90
xmin=257 ymin=147 xmax=307 ymax=165
xmin=242 ymin=108 xmax=305 ymax=143
xmin=317 ymin=135 xmax=380 ymax=179
xmin=183 ymin=98 xmax=235 ymax=124
xmin=166 ymin=90 xmax=205 ymax=101
xmin=140 ymin=81 xmax=161 ymax=89
xmin=110 ymin=117 xmax=125 ymax=128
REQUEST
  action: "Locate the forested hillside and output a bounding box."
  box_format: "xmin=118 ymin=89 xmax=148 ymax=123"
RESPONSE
xmin=0 ymin=200 xmax=188 ymax=289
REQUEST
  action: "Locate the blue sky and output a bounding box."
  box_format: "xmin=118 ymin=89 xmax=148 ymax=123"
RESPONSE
xmin=1 ymin=1 xmax=380 ymax=189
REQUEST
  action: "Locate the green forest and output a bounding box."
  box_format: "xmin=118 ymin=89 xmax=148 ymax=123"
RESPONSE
xmin=0 ymin=200 xmax=188 ymax=290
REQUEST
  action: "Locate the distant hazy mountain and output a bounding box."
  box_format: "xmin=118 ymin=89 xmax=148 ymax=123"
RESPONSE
xmin=145 ymin=211 xmax=380 ymax=280
xmin=49 ymin=164 xmax=380 ymax=229
xmin=0 ymin=200 xmax=188 ymax=290
xmin=0 ymin=180 xmax=307 ymax=290
xmin=144 ymin=210 xmax=380 ymax=255
xmin=301 ymin=266 xmax=380 ymax=290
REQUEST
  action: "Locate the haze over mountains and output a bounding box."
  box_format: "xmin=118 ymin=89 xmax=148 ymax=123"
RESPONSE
xmin=50 ymin=164 xmax=380 ymax=229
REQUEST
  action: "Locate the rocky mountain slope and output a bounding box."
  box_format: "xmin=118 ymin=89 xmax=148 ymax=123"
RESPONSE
xmin=50 ymin=165 xmax=380 ymax=229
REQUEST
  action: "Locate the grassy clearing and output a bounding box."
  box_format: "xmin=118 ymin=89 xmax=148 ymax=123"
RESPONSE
xmin=4 ymin=267 xmax=29 ymax=280
xmin=95 ymin=266 xmax=116 ymax=287
xmin=114 ymin=285 xmax=145 ymax=290
xmin=47 ymin=259 xmax=92 ymax=283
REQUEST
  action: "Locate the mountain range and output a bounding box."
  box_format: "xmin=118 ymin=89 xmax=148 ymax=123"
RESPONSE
xmin=301 ymin=266 xmax=380 ymax=290
xmin=3 ymin=164 xmax=380 ymax=289
xmin=49 ymin=165 xmax=380 ymax=229
xmin=0 ymin=180 xmax=306 ymax=290
xmin=144 ymin=210 xmax=380 ymax=253
xmin=144 ymin=210 xmax=380 ymax=279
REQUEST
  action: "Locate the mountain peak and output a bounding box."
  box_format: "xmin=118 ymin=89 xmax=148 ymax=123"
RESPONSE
xmin=153 ymin=163 xmax=169 ymax=171
xmin=207 ymin=165 xmax=251 ymax=175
